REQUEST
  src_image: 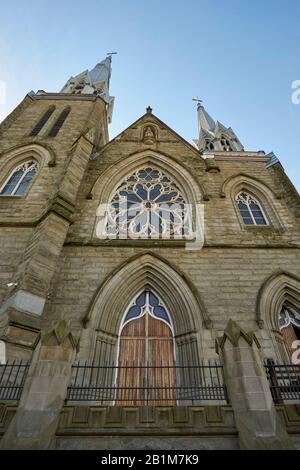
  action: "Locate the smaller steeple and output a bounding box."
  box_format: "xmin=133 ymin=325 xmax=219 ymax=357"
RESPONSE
xmin=60 ymin=55 xmax=115 ymax=123
xmin=193 ymin=102 xmax=244 ymax=153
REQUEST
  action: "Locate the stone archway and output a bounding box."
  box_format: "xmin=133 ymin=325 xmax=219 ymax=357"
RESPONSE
xmin=256 ymin=271 xmax=300 ymax=360
xmin=81 ymin=253 xmax=210 ymax=367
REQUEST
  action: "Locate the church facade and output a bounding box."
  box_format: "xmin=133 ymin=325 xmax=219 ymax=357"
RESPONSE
xmin=0 ymin=56 xmax=300 ymax=450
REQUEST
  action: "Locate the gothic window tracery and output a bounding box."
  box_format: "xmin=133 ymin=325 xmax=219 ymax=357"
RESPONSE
xmin=236 ymin=191 xmax=268 ymax=225
xmin=123 ymin=290 xmax=172 ymax=327
xmin=104 ymin=167 xmax=192 ymax=239
xmin=0 ymin=160 xmax=38 ymax=196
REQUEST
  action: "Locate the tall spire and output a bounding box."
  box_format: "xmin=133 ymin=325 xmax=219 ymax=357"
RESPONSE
xmin=60 ymin=55 xmax=115 ymax=123
xmin=194 ymin=102 xmax=244 ymax=153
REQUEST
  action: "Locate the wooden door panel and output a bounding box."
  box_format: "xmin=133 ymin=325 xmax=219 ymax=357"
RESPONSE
xmin=282 ymin=324 xmax=298 ymax=359
xmin=116 ymin=337 xmax=145 ymax=405
xmin=149 ymin=338 xmax=176 ymax=405
xmin=117 ymin=313 xmax=175 ymax=405
xmin=148 ymin=314 xmax=172 ymax=337
xmin=121 ymin=315 xmax=146 ymax=337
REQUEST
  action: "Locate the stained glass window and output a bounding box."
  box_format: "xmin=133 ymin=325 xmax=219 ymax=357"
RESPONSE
xmin=236 ymin=192 xmax=267 ymax=225
xmin=105 ymin=167 xmax=192 ymax=238
xmin=124 ymin=290 xmax=171 ymax=326
xmin=0 ymin=161 xmax=38 ymax=196
xmin=279 ymin=305 xmax=300 ymax=331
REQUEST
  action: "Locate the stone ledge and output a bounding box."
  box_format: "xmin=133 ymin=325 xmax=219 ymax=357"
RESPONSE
xmin=57 ymin=405 xmax=237 ymax=436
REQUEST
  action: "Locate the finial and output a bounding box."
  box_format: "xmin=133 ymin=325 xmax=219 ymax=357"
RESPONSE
xmin=146 ymin=105 xmax=152 ymax=113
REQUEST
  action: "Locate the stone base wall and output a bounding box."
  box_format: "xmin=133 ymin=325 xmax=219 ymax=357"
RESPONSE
xmin=1 ymin=403 xmax=300 ymax=450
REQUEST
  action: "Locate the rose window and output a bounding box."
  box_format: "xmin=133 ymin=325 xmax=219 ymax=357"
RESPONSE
xmin=104 ymin=167 xmax=192 ymax=238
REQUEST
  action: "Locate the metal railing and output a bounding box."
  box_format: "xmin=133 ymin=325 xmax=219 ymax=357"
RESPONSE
xmin=264 ymin=360 xmax=300 ymax=403
xmin=0 ymin=360 xmax=30 ymax=400
xmin=67 ymin=361 xmax=228 ymax=404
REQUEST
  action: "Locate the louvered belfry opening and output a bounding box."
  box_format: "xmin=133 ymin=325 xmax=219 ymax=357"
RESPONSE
xmin=48 ymin=107 xmax=71 ymax=137
xmin=29 ymin=106 xmax=55 ymax=136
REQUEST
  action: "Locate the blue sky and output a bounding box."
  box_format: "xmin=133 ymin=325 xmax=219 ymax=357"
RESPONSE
xmin=0 ymin=0 xmax=299 ymax=190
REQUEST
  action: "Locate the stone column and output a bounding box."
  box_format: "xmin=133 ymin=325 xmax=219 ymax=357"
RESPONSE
xmin=216 ymin=319 xmax=294 ymax=449
xmin=0 ymin=320 xmax=78 ymax=449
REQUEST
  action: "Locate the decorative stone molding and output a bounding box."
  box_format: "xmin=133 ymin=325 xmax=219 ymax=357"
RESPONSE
xmin=0 ymin=142 xmax=56 ymax=169
xmin=256 ymin=270 xmax=300 ymax=329
xmin=216 ymin=319 xmax=260 ymax=352
xmin=142 ymin=125 xmax=157 ymax=144
xmin=88 ymin=149 xmax=208 ymax=203
xmin=220 ymin=172 xmax=280 ymax=199
xmin=84 ymin=252 xmax=211 ymax=335
xmin=80 ymin=252 xmax=210 ymax=364
xmin=41 ymin=320 xmax=79 ymax=351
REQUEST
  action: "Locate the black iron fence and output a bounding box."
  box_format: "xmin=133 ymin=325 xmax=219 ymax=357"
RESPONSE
xmin=0 ymin=360 xmax=30 ymax=400
xmin=66 ymin=361 xmax=228 ymax=404
xmin=264 ymin=360 xmax=300 ymax=403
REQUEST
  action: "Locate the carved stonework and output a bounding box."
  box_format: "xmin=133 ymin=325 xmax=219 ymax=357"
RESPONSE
xmin=142 ymin=125 xmax=156 ymax=144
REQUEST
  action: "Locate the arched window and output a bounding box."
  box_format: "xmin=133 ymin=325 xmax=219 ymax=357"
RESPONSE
xmin=48 ymin=107 xmax=71 ymax=137
xmin=205 ymin=140 xmax=214 ymax=151
xmin=279 ymin=305 xmax=300 ymax=359
xmin=0 ymin=160 xmax=38 ymax=196
xmin=116 ymin=289 xmax=176 ymax=405
xmin=29 ymin=106 xmax=55 ymax=136
xmin=103 ymin=167 xmax=192 ymax=239
xmin=220 ymin=135 xmax=232 ymax=151
xmin=236 ymin=191 xmax=268 ymax=225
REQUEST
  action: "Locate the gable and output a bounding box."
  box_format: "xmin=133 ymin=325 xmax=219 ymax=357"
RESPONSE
xmin=102 ymin=111 xmax=206 ymax=164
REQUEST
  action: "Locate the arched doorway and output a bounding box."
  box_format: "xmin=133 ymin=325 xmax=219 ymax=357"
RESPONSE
xmin=116 ymin=289 xmax=176 ymax=405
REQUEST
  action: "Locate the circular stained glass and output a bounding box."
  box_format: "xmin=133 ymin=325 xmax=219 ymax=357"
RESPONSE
xmin=104 ymin=167 xmax=192 ymax=238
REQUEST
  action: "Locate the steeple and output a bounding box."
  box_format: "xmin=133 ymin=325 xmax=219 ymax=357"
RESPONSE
xmin=60 ymin=55 xmax=115 ymax=123
xmin=194 ymin=102 xmax=244 ymax=153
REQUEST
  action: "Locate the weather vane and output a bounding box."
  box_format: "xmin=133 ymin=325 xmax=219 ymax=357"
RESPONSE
xmin=107 ymin=52 xmax=118 ymax=57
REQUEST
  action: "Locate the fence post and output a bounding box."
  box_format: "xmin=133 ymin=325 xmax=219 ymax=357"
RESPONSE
xmin=0 ymin=320 xmax=78 ymax=449
xmin=216 ymin=319 xmax=294 ymax=450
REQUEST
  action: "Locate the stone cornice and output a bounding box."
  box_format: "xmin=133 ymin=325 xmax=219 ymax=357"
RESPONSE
xmin=0 ymin=194 xmax=76 ymax=226
xmin=62 ymin=239 xmax=300 ymax=249
xmin=32 ymin=93 xmax=105 ymax=104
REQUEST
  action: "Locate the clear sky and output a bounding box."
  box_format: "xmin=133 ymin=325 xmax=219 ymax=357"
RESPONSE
xmin=0 ymin=0 xmax=299 ymax=190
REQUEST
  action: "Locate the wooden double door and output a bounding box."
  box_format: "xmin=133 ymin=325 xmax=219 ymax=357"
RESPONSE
xmin=282 ymin=323 xmax=300 ymax=359
xmin=116 ymin=312 xmax=176 ymax=405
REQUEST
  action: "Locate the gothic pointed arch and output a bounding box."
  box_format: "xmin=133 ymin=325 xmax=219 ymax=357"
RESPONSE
xmin=256 ymin=271 xmax=300 ymax=360
xmin=0 ymin=144 xmax=55 ymax=197
xmin=0 ymin=142 xmax=56 ymax=169
xmin=220 ymin=173 xmax=283 ymax=229
xmin=81 ymin=253 xmax=210 ymax=364
xmin=220 ymin=172 xmax=279 ymax=199
xmin=256 ymin=271 xmax=300 ymax=330
xmin=88 ymin=149 xmax=208 ymax=203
